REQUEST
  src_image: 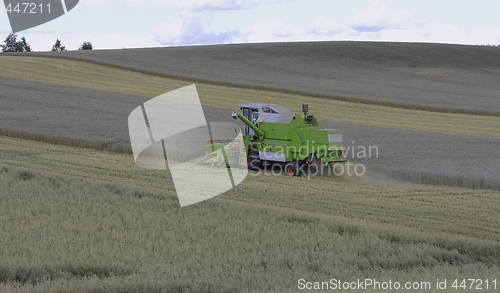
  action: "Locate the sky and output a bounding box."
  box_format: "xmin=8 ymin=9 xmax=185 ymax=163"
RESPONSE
xmin=1 ymin=0 xmax=500 ymax=51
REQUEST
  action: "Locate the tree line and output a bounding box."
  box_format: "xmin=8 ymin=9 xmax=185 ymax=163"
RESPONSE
xmin=1 ymin=33 xmax=93 ymax=52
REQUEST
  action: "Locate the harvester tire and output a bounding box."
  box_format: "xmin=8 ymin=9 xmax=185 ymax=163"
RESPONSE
xmin=248 ymin=145 xmax=261 ymax=171
xmin=285 ymin=162 xmax=299 ymax=176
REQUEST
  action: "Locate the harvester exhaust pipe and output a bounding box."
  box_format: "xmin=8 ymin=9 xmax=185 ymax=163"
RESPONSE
xmin=303 ymin=104 xmax=313 ymax=122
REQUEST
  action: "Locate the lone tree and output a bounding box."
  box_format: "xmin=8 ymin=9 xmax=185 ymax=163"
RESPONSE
xmin=78 ymin=41 xmax=93 ymax=50
xmin=51 ymin=39 xmax=66 ymax=51
xmin=1 ymin=33 xmax=32 ymax=52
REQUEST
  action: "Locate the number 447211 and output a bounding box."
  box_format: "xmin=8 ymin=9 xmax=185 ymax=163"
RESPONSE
xmin=452 ymin=279 xmax=497 ymax=290
xmin=6 ymin=3 xmax=51 ymax=14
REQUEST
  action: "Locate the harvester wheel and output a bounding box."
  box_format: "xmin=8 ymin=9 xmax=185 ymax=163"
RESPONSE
xmin=248 ymin=145 xmax=261 ymax=171
xmin=285 ymin=162 xmax=299 ymax=176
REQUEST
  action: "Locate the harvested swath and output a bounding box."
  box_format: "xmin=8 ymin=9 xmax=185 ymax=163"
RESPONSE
xmin=0 ymin=77 xmax=147 ymax=145
xmin=23 ymin=41 xmax=500 ymax=115
xmin=334 ymin=121 xmax=500 ymax=182
xmin=3 ymin=126 xmax=500 ymax=191
xmin=0 ymin=77 xmax=234 ymax=146
xmin=0 ymin=129 xmax=132 ymax=154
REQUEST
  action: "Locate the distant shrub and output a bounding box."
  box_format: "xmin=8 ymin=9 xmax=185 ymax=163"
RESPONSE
xmin=79 ymin=41 xmax=93 ymax=50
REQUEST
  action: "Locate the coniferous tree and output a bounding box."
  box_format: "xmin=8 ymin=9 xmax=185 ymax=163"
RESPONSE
xmin=51 ymin=39 xmax=67 ymax=51
xmin=1 ymin=33 xmax=32 ymax=52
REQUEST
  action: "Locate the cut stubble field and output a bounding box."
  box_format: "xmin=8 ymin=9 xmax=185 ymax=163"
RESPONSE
xmin=28 ymin=41 xmax=500 ymax=115
xmin=1 ymin=56 xmax=500 ymax=139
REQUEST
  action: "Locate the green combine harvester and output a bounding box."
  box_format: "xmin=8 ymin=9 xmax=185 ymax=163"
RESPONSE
xmin=198 ymin=100 xmax=346 ymax=176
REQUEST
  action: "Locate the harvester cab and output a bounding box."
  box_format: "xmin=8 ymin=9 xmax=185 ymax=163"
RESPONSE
xmin=232 ymin=106 xmax=261 ymax=136
xmin=200 ymin=100 xmax=346 ymax=176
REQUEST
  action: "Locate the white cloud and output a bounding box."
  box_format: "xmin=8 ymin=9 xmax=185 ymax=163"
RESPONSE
xmin=470 ymin=26 xmax=500 ymax=45
xmin=154 ymin=0 xmax=258 ymax=46
xmin=350 ymin=0 xmax=417 ymax=32
xmin=412 ymin=22 xmax=500 ymax=45
xmin=235 ymin=20 xmax=500 ymax=46
xmin=80 ymin=0 xmax=174 ymax=9
xmin=307 ymin=16 xmax=343 ymax=36
xmin=341 ymin=22 xmax=500 ymax=45
xmin=80 ymin=0 xmax=259 ymax=10
xmin=180 ymin=0 xmax=260 ymax=11
xmin=155 ymin=18 xmax=184 ymax=45
xmin=239 ymin=20 xmax=303 ymax=42
xmin=155 ymin=11 xmax=237 ymax=45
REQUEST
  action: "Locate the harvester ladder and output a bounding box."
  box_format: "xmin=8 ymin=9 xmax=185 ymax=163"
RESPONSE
xmin=238 ymin=141 xmax=247 ymax=166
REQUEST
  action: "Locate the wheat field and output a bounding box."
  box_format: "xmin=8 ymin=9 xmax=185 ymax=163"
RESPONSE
xmin=1 ymin=47 xmax=500 ymax=292
xmin=1 ymin=135 xmax=500 ymax=240
xmin=1 ymin=139 xmax=500 ymax=292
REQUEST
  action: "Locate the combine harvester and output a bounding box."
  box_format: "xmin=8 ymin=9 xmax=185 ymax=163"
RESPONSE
xmin=198 ymin=100 xmax=346 ymax=176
